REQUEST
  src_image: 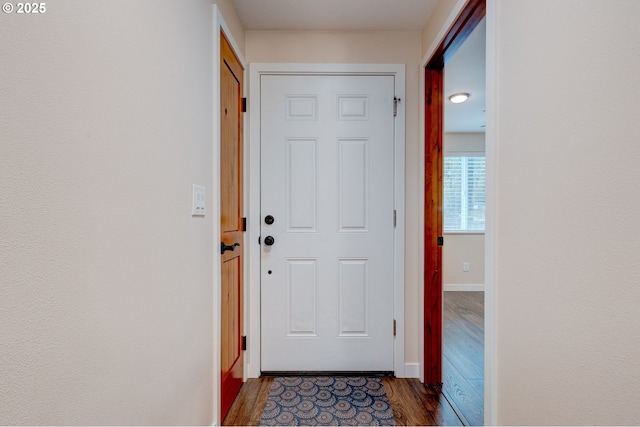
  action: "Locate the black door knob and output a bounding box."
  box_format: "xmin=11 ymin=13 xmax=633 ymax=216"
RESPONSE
xmin=264 ymin=215 xmax=275 ymax=225
xmin=264 ymin=236 xmax=275 ymax=246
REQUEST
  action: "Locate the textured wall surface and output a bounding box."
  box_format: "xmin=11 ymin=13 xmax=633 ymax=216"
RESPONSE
xmin=0 ymin=1 xmax=216 ymax=424
xmin=5 ymin=0 xmax=639 ymax=425
xmin=443 ymin=234 xmax=484 ymax=286
xmin=491 ymin=0 xmax=640 ymax=424
xmin=421 ymin=0 xmax=465 ymax=59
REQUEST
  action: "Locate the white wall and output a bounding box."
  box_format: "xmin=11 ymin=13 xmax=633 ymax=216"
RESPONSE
xmin=421 ymin=0 xmax=466 ymax=57
xmin=246 ymin=30 xmax=423 ymax=367
xmin=0 ymin=1 xmax=217 ymax=424
xmin=422 ymin=0 xmax=640 ymax=424
xmin=443 ymin=133 xmax=485 ymax=288
xmin=214 ymin=0 xmax=246 ymax=52
xmin=443 ymin=234 xmax=484 ymax=287
xmin=490 ymin=0 xmax=640 ymax=424
xmin=445 ymin=132 xmax=485 ymax=155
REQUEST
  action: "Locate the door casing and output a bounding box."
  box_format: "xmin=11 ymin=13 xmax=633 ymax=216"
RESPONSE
xmin=422 ymin=0 xmax=486 ymax=386
xmin=212 ymin=7 xmax=247 ymax=425
xmin=247 ymin=63 xmax=406 ymax=378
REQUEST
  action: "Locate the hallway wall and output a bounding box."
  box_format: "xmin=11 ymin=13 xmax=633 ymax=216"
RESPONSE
xmin=490 ymin=1 xmax=640 ymax=424
xmin=0 ymin=1 xmax=218 ymax=424
xmin=421 ymin=0 xmax=640 ymax=424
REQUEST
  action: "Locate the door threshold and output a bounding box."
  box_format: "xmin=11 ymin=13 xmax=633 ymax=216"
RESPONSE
xmin=261 ymin=371 xmax=395 ymax=377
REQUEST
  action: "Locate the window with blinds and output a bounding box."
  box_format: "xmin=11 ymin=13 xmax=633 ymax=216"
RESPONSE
xmin=444 ymin=156 xmax=485 ymax=232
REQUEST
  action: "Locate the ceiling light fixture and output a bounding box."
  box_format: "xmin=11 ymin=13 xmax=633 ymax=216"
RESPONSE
xmin=448 ymin=93 xmax=470 ymax=104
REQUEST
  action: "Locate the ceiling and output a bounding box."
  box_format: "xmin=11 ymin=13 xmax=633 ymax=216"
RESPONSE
xmin=230 ymin=0 xmax=439 ymax=31
xmin=230 ymin=0 xmax=485 ymax=133
xmin=444 ymin=17 xmax=486 ymax=133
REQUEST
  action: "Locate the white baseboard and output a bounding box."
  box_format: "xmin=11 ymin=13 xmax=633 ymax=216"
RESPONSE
xmin=444 ymin=283 xmax=485 ymax=291
xmin=403 ymin=363 xmax=420 ymax=378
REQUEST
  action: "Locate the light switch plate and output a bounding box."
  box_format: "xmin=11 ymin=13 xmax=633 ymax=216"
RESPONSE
xmin=192 ymin=185 xmax=206 ymax=216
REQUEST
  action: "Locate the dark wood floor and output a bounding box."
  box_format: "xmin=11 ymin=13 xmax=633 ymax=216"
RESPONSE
xmin=443 ymin=291 xmax=484 ymax=426
xmin=222 ymin=377 xmax=463 ymax=426
xmin=223 ymin=377 xmax=274 ymax=426
xmin=223 ymin=291 xmax=484 ymax=426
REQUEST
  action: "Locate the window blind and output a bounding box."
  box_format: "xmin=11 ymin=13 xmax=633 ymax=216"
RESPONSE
xmin=444 ymin=156 xmax=485 ymax=231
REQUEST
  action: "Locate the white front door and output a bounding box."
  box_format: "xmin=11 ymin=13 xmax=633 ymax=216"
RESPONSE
xmin=260 ymin=74 xmax=396 ymax=372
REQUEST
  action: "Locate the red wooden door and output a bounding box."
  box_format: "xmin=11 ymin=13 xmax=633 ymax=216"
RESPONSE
xmin=220 ymin=32 xmax=244 ymax=421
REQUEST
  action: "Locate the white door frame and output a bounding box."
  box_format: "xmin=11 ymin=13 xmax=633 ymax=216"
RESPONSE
xmin=247 ymin=63 xmax=406 ymax=378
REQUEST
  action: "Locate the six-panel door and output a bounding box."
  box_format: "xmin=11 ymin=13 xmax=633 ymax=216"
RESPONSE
xmin=260 ymin=74 xmax=396 ymax=372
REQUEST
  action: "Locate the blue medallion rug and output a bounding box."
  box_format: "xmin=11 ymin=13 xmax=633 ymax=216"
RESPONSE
xmin=259 ymin=377 xmax=396 ymax=426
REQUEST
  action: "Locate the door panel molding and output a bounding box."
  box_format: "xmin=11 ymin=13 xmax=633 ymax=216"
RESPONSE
xmin=248 ymin=63 xmax=406 ymax=377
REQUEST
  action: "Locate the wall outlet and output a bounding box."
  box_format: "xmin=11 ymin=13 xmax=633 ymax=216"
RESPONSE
xmin=192 ymin=185 xmax=206 ymax=216
xmin=463 ymin=262 xmax=470 ymax=272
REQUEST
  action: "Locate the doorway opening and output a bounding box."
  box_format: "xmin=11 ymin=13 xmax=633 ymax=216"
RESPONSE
xmin=423 ymin=0 xmax=486 ymax=424
xmin=247 ymin=64 xmax=407 ymax=379
xmin=441 ymin=15 xmax=486 ymax=426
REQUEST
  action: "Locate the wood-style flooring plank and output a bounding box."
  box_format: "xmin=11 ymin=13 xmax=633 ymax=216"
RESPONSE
xmin=443 ymin=291 xmax=484 ymax=426
xmin=223 ymin=377 xmax=273 ymax=426
xmin=383 ymin=377 xmax=437 ymax=426
xmin=467 ymin=379 xmax=484 ymax=397
xmin=443 ymin=356 xmax=484 ymax=426
xmin=223 ymin=377 xmax=463 ymax=426
xmin=223 ymin=292 xmax=483 ymax=426
xmin=405 ymin=380 xmax=464 ymax=426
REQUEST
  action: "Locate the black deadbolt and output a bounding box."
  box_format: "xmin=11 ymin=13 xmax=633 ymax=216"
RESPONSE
xmin=264 ymin=236 xmax=275 ymax=246
xmin=264 ymin=215 xmax=275 ymax=225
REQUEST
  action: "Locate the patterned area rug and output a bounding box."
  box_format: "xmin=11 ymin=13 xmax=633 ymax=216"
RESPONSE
xmin=259 ymin=377 xmax=396 ymax=426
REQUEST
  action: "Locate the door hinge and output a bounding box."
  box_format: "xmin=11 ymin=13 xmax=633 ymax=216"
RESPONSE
xmin=393 ymin=210 xmax=397 ymax=228
xmin=241 ymin=335 xmax=247 ymax=351
xmin=241 ymin=217 xmax=247 ymax=232
xmin=437 ymin=236 xmax=444 ymax=246
xmin=241 ymin=97 xmax=247 ymax=113
xmin=393 ymin=97 xmax=401 ymax=117
xmin=393 ymin=319 xmax=397 ymax=337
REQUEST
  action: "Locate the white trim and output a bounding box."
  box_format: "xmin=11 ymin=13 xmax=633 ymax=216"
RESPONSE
xmin=444 ymin=284 xmax=485 ymax=292
xmin=404 ymin=363 xmax=420 ymax=379
xmin=485 ymin=1 xmax=497 ymax=424
xmin=211 ymin=8 xmax=221 ymax=425
xmin=213 ymin=6 xmax=247 ymax=426
xmin=418 ymin=49 xmax=426 ymax=385
xmin=248 ymin=63 xmax=406 ymax=378
xmin=218 ymin=13 xmax=246 ymax=67
xmin=421 ymin=0 xmax=470 ymax=67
